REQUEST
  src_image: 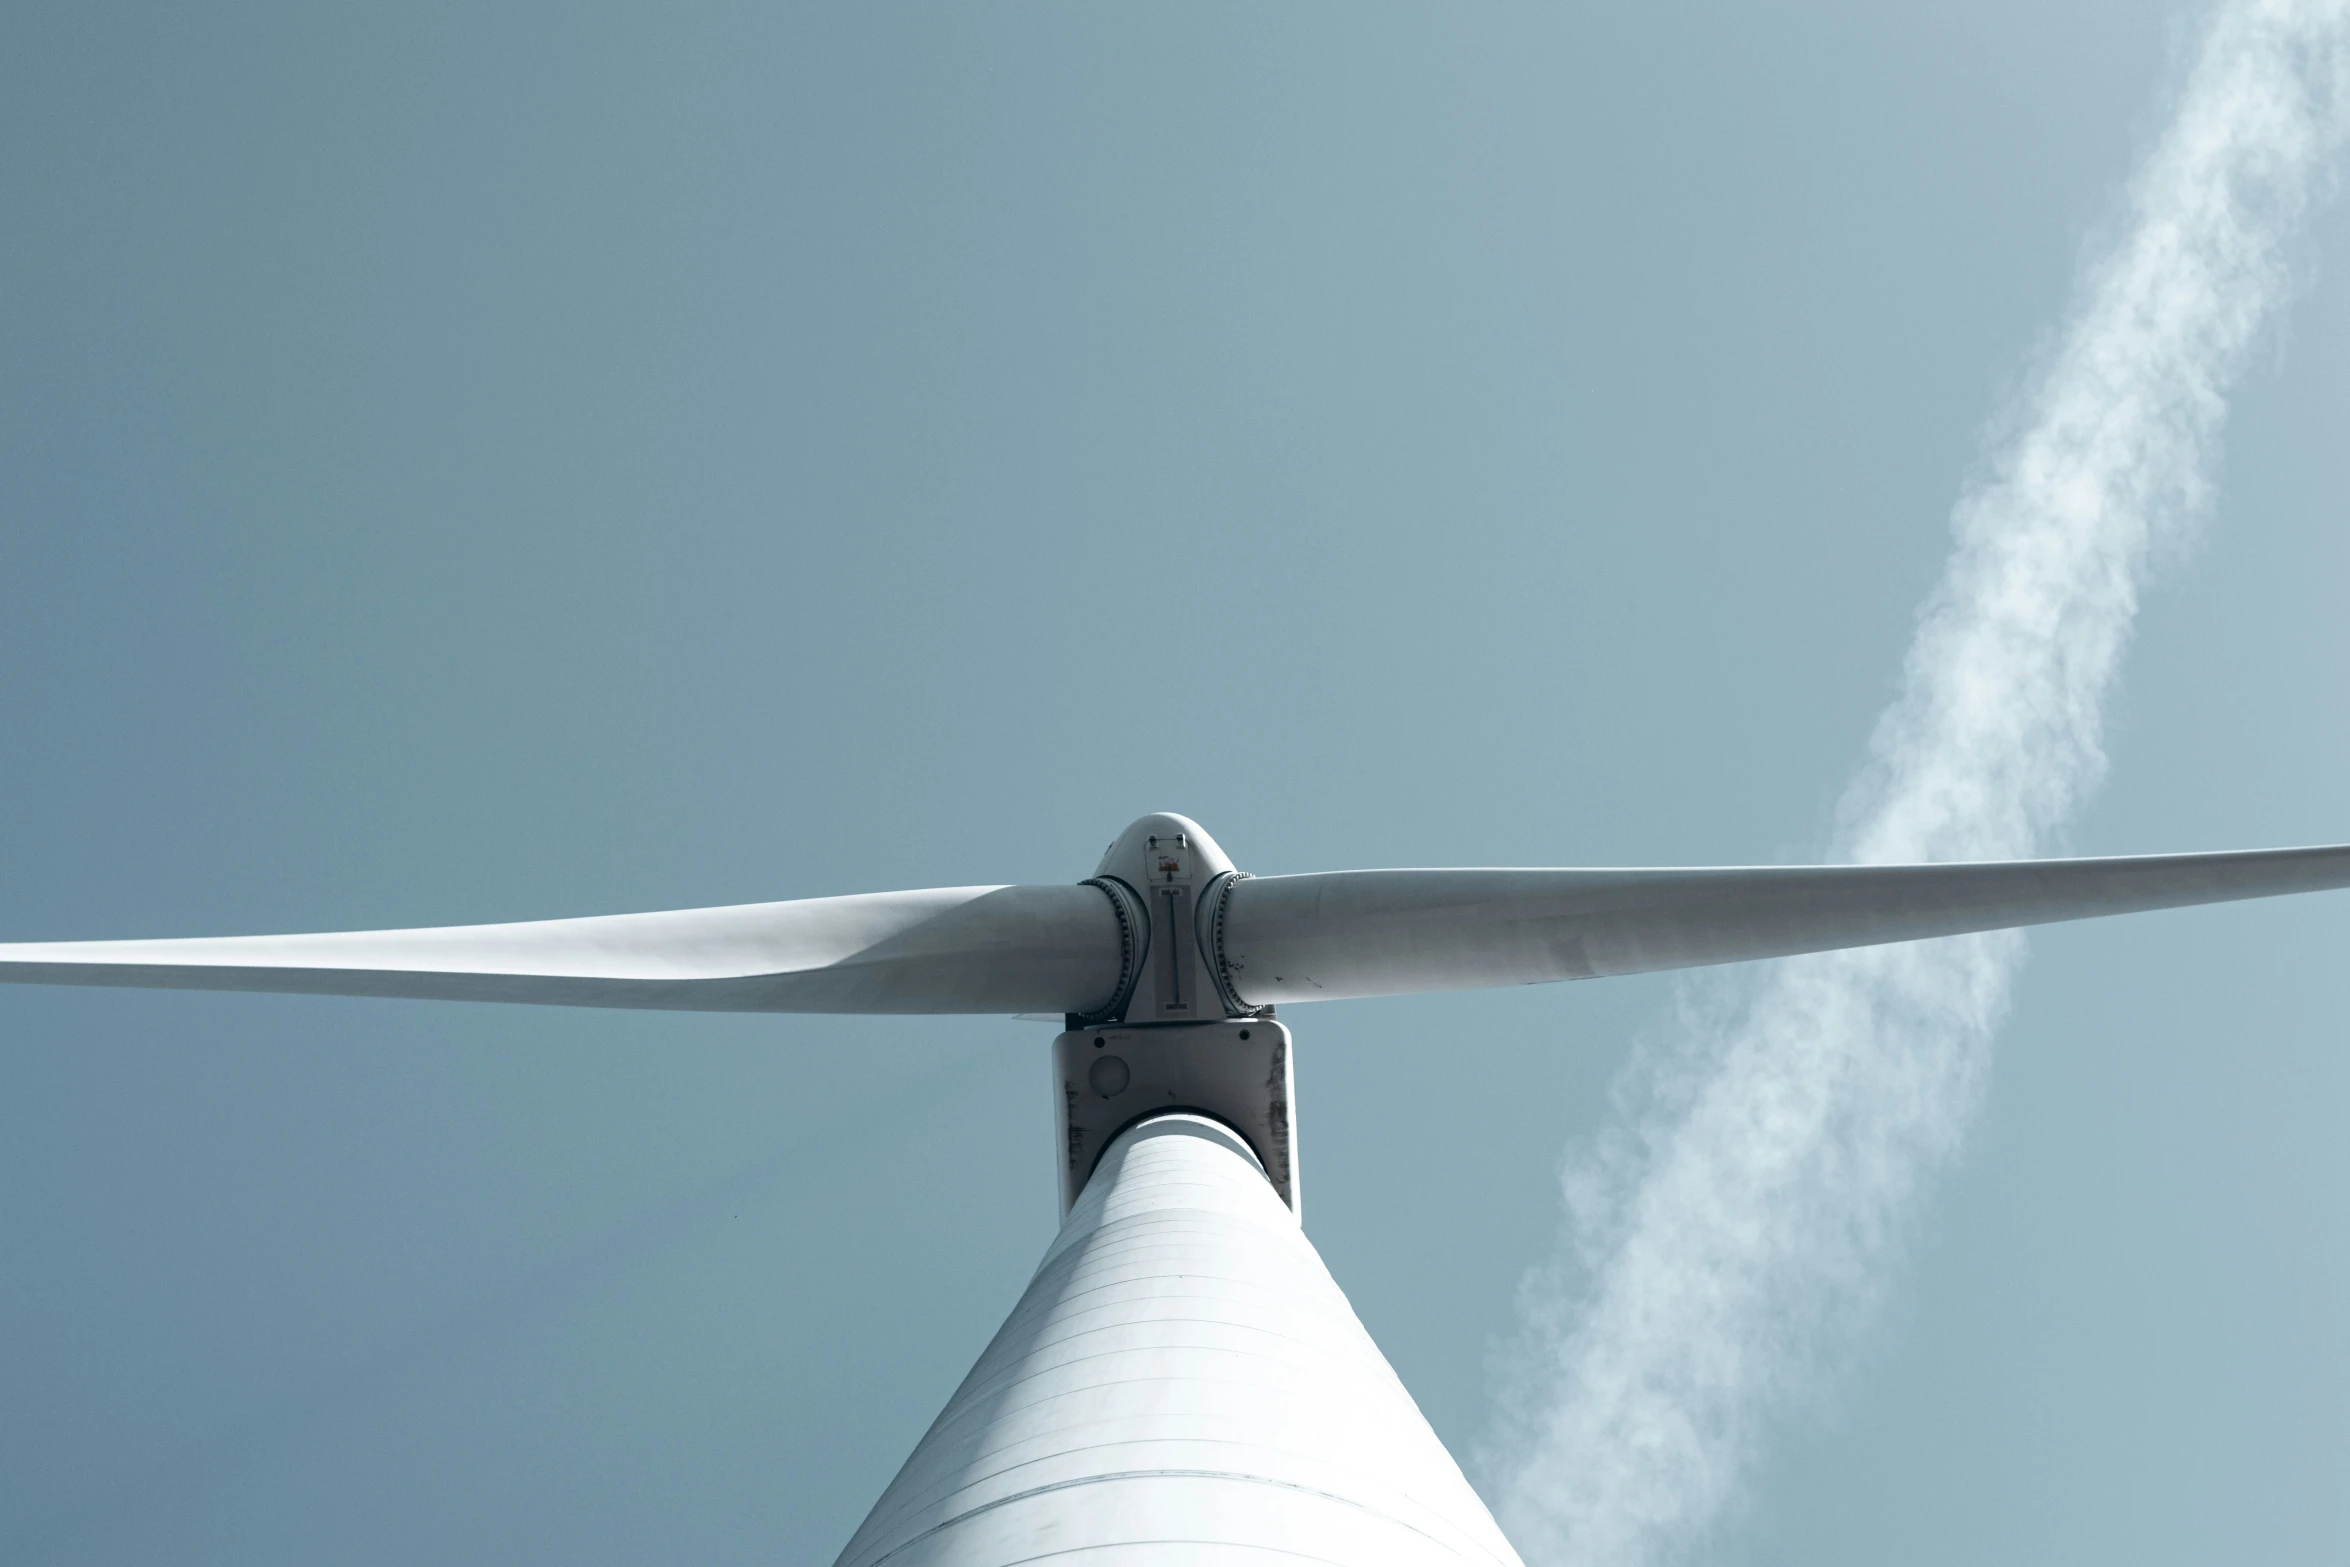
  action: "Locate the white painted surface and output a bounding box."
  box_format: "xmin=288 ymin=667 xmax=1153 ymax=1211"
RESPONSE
xmin=833 ymin=1113 xmax=1524 ymax=1567
xmin=1220 ymin=843 xmax=2350 ymax=1003
xmin=0 ymin=884 xmax=1126 ymax=1013
xmin=1050 ymin=1021 xmax=1298 ymax=1216
xmin=8 ymin=812 xmax=2344 ymax=1017
xmin=1090 ymin=812 xmax=1241 ymax=1026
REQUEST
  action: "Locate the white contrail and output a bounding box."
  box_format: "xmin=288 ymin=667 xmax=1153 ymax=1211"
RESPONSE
xmin=1487 ymin=4 xmax=2350 ymax=1564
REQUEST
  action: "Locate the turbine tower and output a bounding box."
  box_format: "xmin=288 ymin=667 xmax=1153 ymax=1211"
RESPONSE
xmin=8 ymin=811 xmax=2348 ymax=1564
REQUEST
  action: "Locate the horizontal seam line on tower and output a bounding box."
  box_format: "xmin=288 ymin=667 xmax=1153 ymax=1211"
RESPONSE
xmin=856 ymin=1365 xmax=1440 ymax=1535
xmin=850 ymin=1466 xmax=1518 ymax=1567
xmin=913 ymin=1341 xmax=1418 ymax=1451
xmin=847 ymin=1432 xmax=1506 ymax=1558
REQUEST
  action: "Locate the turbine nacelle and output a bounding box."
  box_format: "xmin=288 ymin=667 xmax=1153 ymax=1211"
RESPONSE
xmin=1051 ymin=1016 xmax=1297 ymax=1216
xmin=7 ymin=804 xmax=2350 ymax=1555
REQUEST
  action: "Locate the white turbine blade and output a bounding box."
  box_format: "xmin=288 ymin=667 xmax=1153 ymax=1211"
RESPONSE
xmin=0 ymin=884 xmax=1125 ymax=1015
xmin=1218 ymin=843 xmax=2350 ymax=1005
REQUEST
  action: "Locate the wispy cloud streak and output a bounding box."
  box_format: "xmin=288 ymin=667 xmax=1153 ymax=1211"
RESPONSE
xmin=1489 ymin=4 xmax=2350 ymax=1562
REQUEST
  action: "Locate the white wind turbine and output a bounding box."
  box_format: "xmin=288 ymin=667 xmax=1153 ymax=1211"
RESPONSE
xmin=6 ymin=811 xmax=2347 ymax=1564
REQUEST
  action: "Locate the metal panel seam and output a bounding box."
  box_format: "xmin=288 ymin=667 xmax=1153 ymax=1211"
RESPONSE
xmin=854 ymin=1467 xmax=1520 ymax=1567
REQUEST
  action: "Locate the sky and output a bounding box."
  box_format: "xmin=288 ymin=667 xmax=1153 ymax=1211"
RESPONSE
xmin=2 ymin=4 xmax=2346 ymax=1565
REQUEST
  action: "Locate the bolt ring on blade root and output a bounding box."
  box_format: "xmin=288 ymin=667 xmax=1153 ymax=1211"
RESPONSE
xmin=1068 ymin=877 xmax=1149 ymax=1028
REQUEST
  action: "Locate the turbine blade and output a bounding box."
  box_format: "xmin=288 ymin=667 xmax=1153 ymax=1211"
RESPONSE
xmin=1217 ymin=843 xmax=2350 ymax=1004
xmin=0 ymin=884 xmax=1125 ymax=1015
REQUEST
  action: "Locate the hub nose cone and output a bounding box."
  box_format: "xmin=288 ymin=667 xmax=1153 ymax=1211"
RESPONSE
xmin=1095 ymin=812 xmax=1237 ymax=885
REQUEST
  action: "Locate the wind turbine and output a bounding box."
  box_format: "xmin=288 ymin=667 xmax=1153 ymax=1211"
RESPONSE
xmin=6 ymin=811 xmax=2346 ymax=1564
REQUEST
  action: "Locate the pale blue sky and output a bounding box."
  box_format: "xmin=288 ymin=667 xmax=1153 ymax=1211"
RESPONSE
xmin=3 ymin=4 xmax=2345 ymax=1563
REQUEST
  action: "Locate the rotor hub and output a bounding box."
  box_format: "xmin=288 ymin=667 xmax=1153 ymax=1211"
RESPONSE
xmin=1076 ymin=812 xmax=1261 ymax=1027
